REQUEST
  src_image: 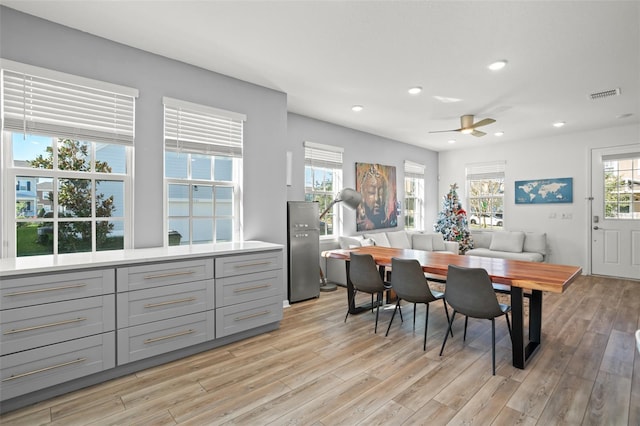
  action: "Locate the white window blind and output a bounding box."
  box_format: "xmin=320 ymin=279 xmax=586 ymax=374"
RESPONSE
xmin=304 ymin=141 xmax=343 ymax=168
xmin=1 ymin=60 xmax=137 ymax=145
xmin=466 ymin=161 xmax=506 ymax=180
xmin=164 ymin=97 xmax=246 ymax=158
xmin=404 ymin=160 xmax=425 ymax=178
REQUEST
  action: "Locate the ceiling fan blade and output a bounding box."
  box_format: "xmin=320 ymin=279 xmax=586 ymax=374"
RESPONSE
xmin=471 ymin=129 xmax=487 ymax=137
xmin=428 ymin=128 xmax=461 ymax=134
xmin=471 ymin=118 xmax=496 ymax=128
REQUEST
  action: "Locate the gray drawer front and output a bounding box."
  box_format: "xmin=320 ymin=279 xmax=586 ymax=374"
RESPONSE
xmin=216 ymin=270 xmax=283 ymax=308
xmin=215 ymin=250 xmax=283 ymax=278
xmin=117 ymin=312 xmax=210 ymax=364
xmin=1 ymin=332 xmax=115 ymax=401
xmin=117 ymin=259 xmax=214 ymax=292
xmin=216 ymin=295 xmax=282 ymax=338
xmin=117 ymin=279 xmax=214 ymax=328
xmin=1 ymin=269 xmax=114 ymax=309
xmin=0 ymin=296 xmax=115 ymax=356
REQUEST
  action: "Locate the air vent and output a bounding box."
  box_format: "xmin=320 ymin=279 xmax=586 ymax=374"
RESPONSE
xmin=589 ymin=88 xmax=621 ymax=100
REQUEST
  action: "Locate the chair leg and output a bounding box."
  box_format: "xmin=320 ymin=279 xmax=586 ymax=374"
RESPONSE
xmin=398 ymin=303 xmax=404 ymax=323
xmin=374 ymin=292 xmax=381 ymax=333
xmin=423 ymin=303 xmax=430 ymax=351
xmin=440 ymin=310 xmax=457 ymax=356
xmin=505 ymin=312 xmax=512 ymax=342
xmin=442 ymin=299 xmax=453 ymax=337
xmin=345 ymin=289 xmax=357 ymax=323
xmin=385 ymin=299 xmax=401 ymax=336
xmin=413 ymin=302 xmax=417 ymax=330
xmin=463 ymin=316 xmax=469 ymax=341
xmin=491 ymin=318 xmax=496 ymax=375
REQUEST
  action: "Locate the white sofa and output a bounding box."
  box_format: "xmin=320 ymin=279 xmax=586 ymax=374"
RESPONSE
xmin=325 ymin=230 xmax=458 ymax=286
xmin=466 ymin=230 xmax=547 ymax=262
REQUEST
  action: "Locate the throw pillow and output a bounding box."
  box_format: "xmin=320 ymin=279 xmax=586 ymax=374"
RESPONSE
xmin=365 ymin=232 xmax=391 ymax=247
xmin=523 ymin=232 xmax=547 ymax=255
xmin=490 ymin=231 xmax=525 ymax=253
xmin=386 ymin=231 xmax=412 ymax=249
xmin=361 ymin=238 xmax=375 ymax=247
xmin=426 ymin=233 xmax=446 ymax=251
xmin=338 ymin=236 xmax=363 ymax=249
xmin=412 ymin=233 xmax=433 ymax=251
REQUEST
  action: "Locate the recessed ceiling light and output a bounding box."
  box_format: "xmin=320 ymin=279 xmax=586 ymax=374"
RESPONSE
xmin=447 ymin=139 xmax=456 ymax=144
xmin=408 ymin=87 xmax=422 ymax=95
xmin=617 ymin=113 xmax=633 ymax=119
xmin=433 ymin=95 xmax=462 ymax=103
xmin=494 ymin=131 xmax=505 ymax=137
xmin=553 ymin=121 xmax=566 ymax=128
xmin=351 ymin=105 xmax=363 ymax=112
xmin=488 ymin=60 xmax=508 ymax=71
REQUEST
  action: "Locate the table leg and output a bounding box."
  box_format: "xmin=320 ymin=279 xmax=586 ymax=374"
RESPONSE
xmin=511 ymin=287 xmax=542 ymax=369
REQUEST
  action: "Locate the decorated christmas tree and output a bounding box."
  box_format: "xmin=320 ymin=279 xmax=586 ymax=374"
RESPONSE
xmin=434 ymin=183 xmax=473 ymax=254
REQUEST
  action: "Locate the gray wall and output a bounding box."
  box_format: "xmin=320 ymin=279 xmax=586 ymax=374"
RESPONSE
xmin=439 ymin=123 xmax=640 ymax=269
xmin=0 ymin=7 xmax=288 ymax=249
xmin=286 ymin=113 xmax=440 ymax=238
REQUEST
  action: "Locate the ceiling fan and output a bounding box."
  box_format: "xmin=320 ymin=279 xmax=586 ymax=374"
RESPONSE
xmin=429 ymin=114 xmax=496 ymax=137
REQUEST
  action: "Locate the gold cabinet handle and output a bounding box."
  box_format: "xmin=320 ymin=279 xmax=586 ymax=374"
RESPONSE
xmin=144 ymin=329 xmax=194 ymax=344
xmin=234 ymin=261 xmax=271 ymax=268
xmin=233 ymin=283 xmax=271 ymax=293
xmin=2 ymin=358 xmax=86 ymax=382
xmin=4 ymin=283 xmax=87 ymax=297
xmin=143 ymin=270 xmax=195 ymax=280
xmin=4 ymin=317 xmax=87 ymax=335
xmin=235 ymin=310 xmax=270 ymax=321
xmin=144 ymin=297 xmax=197 ymax=309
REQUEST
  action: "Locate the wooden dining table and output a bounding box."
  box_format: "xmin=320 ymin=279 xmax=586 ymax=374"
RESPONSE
xmin=322 ymin=246 xmax=582 ymax=369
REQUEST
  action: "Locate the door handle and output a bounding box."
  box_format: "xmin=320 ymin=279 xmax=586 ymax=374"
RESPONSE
xmin=593 ymin=226 xmax=600 ymax=230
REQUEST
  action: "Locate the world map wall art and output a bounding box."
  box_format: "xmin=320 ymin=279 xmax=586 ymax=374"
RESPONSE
xmin=515 ymin=177 xmax=573 ymax=204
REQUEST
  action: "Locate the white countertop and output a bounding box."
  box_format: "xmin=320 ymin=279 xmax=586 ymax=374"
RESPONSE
xmin=0 ymin=241 xmax=283 ymax=277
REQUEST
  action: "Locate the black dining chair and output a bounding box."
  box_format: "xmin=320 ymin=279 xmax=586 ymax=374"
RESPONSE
xmin=385 ymin=258 xmax=452 ymax=350
xmin=344 ymin=252 xmax=391 ymax=333
xmin=439 ymin=264 xmax=512 ymax=375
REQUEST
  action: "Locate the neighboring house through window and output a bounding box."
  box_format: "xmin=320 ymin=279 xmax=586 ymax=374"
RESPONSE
xmin=304 ymin=141 xmax=343 ymax=238
xmin=1 ymin=59 xmax=137 ymax=257
xmin=404 ymin=160 xmax=425 ymax=230
xmin=466 ymin=161 xmax=505 ymax=230
xmin=163 ymin=97 xmax=244 ymax=246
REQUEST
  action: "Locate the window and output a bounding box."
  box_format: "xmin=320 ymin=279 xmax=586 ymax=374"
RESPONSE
xmin=163 ymin=97 xmax=244 ymax=246
xmin=1 ymin=60 xmax=137 ymax=257
xmin=304 ymin=141 xmax=343 ymax=238
xmin=466 ymin=161 xmax=505 ymax=230
xmin=603 ymin=154 xmax=640 ymax=219
xmin=404 ymin=161 xmax=425 ymax=230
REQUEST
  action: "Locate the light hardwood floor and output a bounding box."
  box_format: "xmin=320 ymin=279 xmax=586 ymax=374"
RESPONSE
xmin=1 ymin=275 xmax=639 ymax=425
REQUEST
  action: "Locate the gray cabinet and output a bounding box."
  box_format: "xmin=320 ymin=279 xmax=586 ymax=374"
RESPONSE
xmin=116 ymin=258 xmax=215 ymax=364
xmin=215 ymin=252 xmax=283 ymax=338
xmin=0 ymin=268 xmax=115 ymax=401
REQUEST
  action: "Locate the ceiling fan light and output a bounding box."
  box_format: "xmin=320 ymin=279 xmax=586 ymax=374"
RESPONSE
xmin=488 ymin=60 xmax=507 ymax=71
xmin=460 ymin=128 xmax=474 ymax=135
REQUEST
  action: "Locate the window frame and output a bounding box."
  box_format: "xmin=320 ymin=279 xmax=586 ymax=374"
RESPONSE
xmin=163 ymin=97 xmax=244 ymax=246
xmin=465 ymin=161 xmax=505 ymax=231
xmin=404 ymin=160 xmax=425 ymax=230
xmin=304 ymin=141 xmax=344 ymax=239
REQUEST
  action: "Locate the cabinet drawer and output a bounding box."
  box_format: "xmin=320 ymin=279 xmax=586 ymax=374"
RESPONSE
xmin=216 ymin=295 xmax=282 ymax=338
xmin=216 ymin=270 xmax=283 ymax=308
xmin=1 ymin=332 xmax=115 ymax=401
xmin=0 ymin=296 xmax=115 ymax=356
xmin=117 ymin=312 xmax=211 ymax=364
xmin=117 ymin=280 xmax=214 ymax=328
xmin=1 ymin=269 xmax=114 ymax=310
xmin=215 ymin=250 xmax=283 ymax=278
xmin=117 ymin=259 xmax=214 ymax=292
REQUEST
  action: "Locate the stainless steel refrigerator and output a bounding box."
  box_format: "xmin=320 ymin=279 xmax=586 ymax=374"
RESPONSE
xmin=287 ymin=201 xmax=320 ymax=302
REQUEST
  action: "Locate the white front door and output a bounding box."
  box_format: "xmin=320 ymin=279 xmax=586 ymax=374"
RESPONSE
xmin=590 ymin=145 xmax=640 ymax=279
